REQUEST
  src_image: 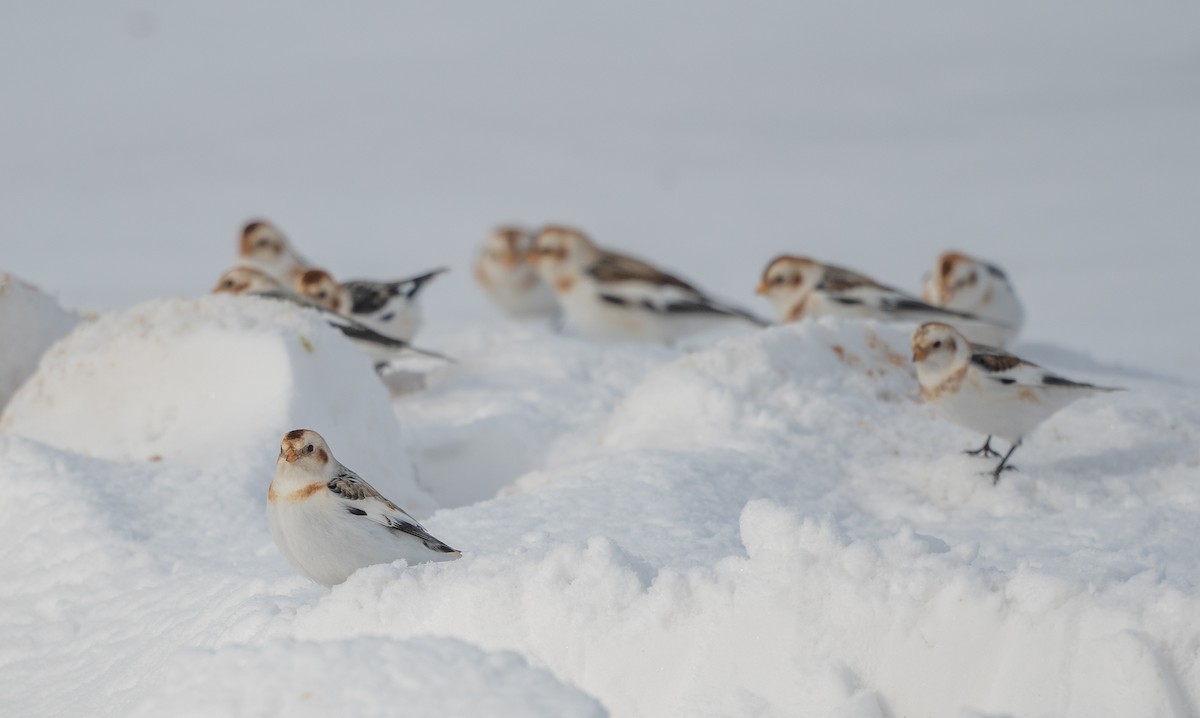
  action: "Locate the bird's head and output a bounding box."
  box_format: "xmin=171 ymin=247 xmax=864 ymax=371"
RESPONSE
xmin=295 ymin=269 xmax=346 ymax=312
xmin=911 ymin=322 xmax=968 ymax=377
xmin=756 ymin=255 xmax=822 ymax=318
xmin=239 ymin=221 xmax=291 ymax=261
xmin=926 ymin=251 xmax=981 ymax=305
xmin=212 ymin=267 xmax=283 ymax=295
xmin=483 ymin=226 xmax=533 ymax=269
xmin=527 ymin=225 xmax=599 ymax=283
xmin=277 ymin=429 xmax=333 ymax=473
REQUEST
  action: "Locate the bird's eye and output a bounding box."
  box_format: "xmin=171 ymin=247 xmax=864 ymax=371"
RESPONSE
xmin=305 ymin=444 xmax=314 ymax=453
xmin=772 ymin=276 xmax=784 ymax=285
xmin=257 ymin=238 xmax=271 ymax=247
xmin=223 ymin=279 xmax=234 ymax=288
xmin=315 ymin=291 xmax=326 ymax=300
xmin=932 ymin=340 xmax=942 ymax=349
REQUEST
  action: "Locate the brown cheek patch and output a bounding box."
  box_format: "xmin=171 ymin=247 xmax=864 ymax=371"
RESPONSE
xmin=786 ymin=296 xmax=808 ymax=322
xmin=316 ymin=449 xmax=328 ymax=464
xmin=981 ymin=286 xmax=994 ymax=306
xmin=555 ymin=276 xmax=575 ymax=293
xmin=1017 ymin=388 xmax=1041 ymax=404
xmin=299 ymin=269 xmax=328 ymax=287
xmin=940 ymin=257 xmax=956 ymax=278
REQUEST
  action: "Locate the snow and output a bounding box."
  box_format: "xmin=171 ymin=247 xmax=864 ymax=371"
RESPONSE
xmin=3 ymin=308 xmax=1199 ymax=716
xmin=129 ymin=637 xmax=607 ymax=718
xmin=0 ymin=295 xmax=429 ymax=512
xmin=2 ymin=1 xmax=1200 ymax=716
xmin=0 ymin=273 xmax=82 ymax=411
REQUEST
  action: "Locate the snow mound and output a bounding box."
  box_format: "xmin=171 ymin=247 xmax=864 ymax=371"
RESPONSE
xmin=3 ymin=319 xmax=1198 ymax=717
xmin=0 ymin=272 xmax=83 ymax=411
xmin=0 ymin=294 xmax=427 ymax=509
xmin=129 ymin=637 xmax=607 ymax=718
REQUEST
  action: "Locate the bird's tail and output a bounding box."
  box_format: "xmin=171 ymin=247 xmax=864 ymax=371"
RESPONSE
xmin=391 ymin=267 xmax=450 ymax=299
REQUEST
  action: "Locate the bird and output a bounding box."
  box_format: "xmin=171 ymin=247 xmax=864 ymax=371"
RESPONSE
xmin=920 ymin=251 xmax=1024 ymax=346
xmin=527 ymin=225 xmax=767 ymax=342
xmin=473 ymin=226 xmax=560 ymax=320
xmin=267 ymin=429 xmax=460 ymax=586
xmin=756 ymin=255 xmax=1013 ymax=346
xmin=293 ymin=266 xmax=447 ymax=342
xmin=235 ymin=220 xmax=311 ymax=284
xmin=911 ymin=322 xmax=1121 ymax=484
xmin=211 ymin=267 xmax=453 ymax=369
xmin=211 ymin=266 xmax=286 ymax=295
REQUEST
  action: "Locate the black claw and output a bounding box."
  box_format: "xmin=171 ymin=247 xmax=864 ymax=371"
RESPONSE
xmin=964 ymin=436 xmax=1002 ymax=459
xmin=989 ymin=441 xmax=1022 ymax=485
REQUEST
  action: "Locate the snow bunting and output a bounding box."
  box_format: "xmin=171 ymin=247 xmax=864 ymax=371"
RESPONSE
xmin=474 ymin=226 xmax=560 ymax=319
xmin=527 ymin=225 xmax=766 ymax=342
xmin=212 ymin=268 xmax=452 ymax=369
xmin=920 ymin=251 xmax=1024 ymax=346
xmin=211 ymin=266 xmax=286 ymax=295
xmin=267 ymin=429 xmax=460 ymax=586
xmin=236 ymin=220 xmax=311 ymax=284
xmin=911 ymin=322 xmax=1120 ymax=484
xmin=294 ymin=266 xmax=446 ymax=342
xmin=757 ymin=255 xmax=1013 ymax=346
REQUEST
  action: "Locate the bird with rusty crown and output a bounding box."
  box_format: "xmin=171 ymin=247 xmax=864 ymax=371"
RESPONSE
xmin=267 ymin=429 xmax=460 ymax=586
xmin=911 ymin=322 xmax=1120 ymax=483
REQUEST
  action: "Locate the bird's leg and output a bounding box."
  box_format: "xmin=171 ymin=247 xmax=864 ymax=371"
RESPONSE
xmin=991 ymin=441 xmax=1022 ymax=485
xmin=964 ymin=436 xmax=1001 ymax=458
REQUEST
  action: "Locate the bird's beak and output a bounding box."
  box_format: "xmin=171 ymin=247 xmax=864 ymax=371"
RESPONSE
xmin=501 ymin=253 xmax=519 ymax=269
xmin=912 ymin=346 xmax=929 ymax=362
xmin=284 ymin=447 xmax=299 ymax=463
xmin=755 ymin=280 xmax=769 ymax=295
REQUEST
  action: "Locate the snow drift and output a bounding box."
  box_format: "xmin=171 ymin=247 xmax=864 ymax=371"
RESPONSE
xmin=4 ymin=312 xmax=1198 ymax=718
xmin=0 ymin=294 xmax=429 ymax=510
xmin=0 ymin=272 xmax=82 ymax=411
xmin=129 ymin=637 xmax=607 ymax=718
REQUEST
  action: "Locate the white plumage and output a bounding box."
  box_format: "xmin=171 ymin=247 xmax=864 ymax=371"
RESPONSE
xmin=757 ymin=255 xmax=1014 ymax=347
xmin=235 ymin=220 xmax=311 ymax=284
xmin=911 ymin=322 xmax=1120 ymax=483
xmin=474 ymin=226 xmax=560 ymax=319
xmin=267 ymin=429 xmax=460 ymax=586
xmin=212 ymin=267 xmax=452 ymax=369
xmin=920 ymin=251 xmax=1024 ymax=346
xmin=295 ymin=267 xmax=447 ymax=343
xmin=528 ymin=225 xmax=766 ymax=342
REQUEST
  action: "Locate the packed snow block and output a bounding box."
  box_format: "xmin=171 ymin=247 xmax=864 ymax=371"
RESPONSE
xmin=0 ymin=294 xmax=429 ymax=510
xmin=128 ymin=637 xmax=608 ymax=718
xmin=0 ymin=272 xmax=83 ymax=411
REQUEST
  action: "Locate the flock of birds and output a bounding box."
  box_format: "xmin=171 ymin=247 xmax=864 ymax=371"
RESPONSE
xmin=209 ymin=219 xmax=1118 ymax=587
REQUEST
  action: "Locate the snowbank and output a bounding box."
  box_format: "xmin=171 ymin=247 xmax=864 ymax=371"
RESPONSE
xmin=2 ymin=318 xmax=1198 ymax=718
xmin=0 ymin=272 xmax=82 ymax=411
xmin=0 ymin=294 xmax=428 ymax=510
xmin=129 ymin=637 xmax=607 ymax=718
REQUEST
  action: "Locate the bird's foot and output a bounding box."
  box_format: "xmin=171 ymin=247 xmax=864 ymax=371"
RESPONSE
xmin=964 ymin=438 xmax=1001 ymax=458
xmin=989 ymin=464 xmax=1018 ymax=485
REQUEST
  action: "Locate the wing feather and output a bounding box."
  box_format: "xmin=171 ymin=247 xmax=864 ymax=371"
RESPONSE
xmin=326 ymin=470 xmax=459 ymax=554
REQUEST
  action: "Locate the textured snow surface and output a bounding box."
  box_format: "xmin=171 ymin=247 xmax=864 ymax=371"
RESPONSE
xmin=2 ymin=315 xmax=1199 ymax=717
xmin=0 ymin=295 xmax=427 ymax=510
xmin=129 ymin=637 xmax=606 ymax=718
xmin=0 ymin=273 xmax=82 ymax=411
